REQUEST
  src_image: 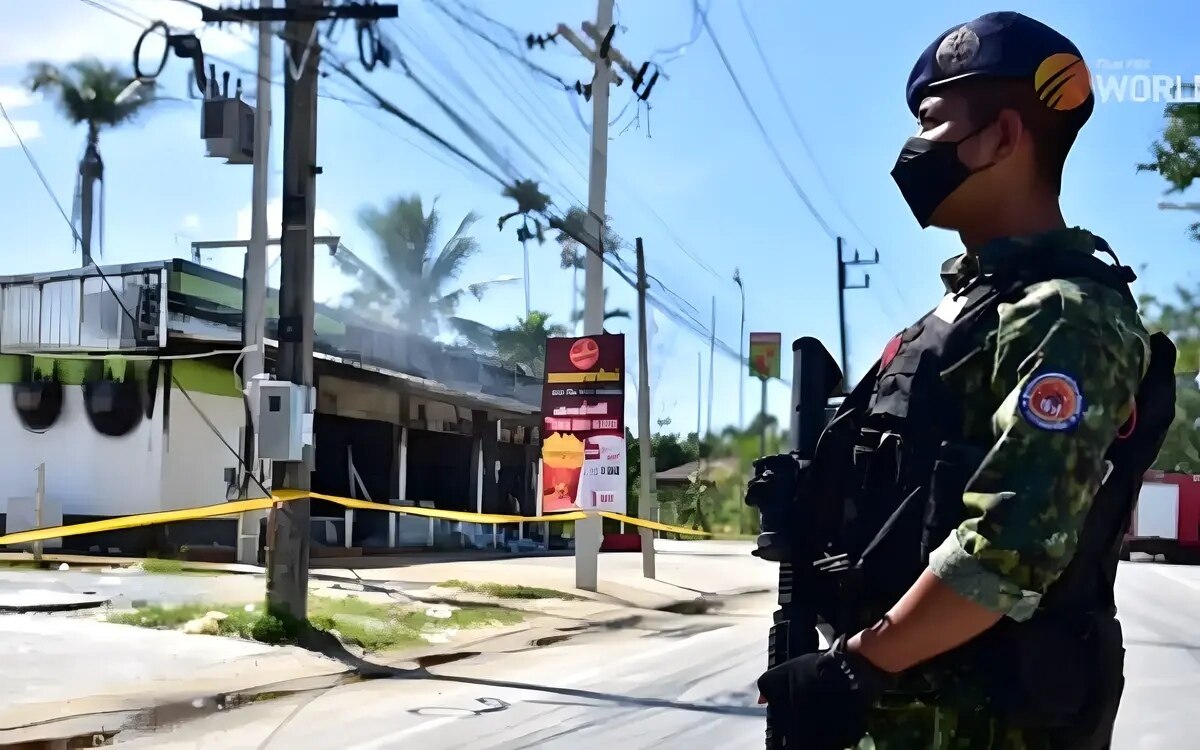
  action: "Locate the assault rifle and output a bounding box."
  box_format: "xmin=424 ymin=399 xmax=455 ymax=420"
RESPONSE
xmin=747 ymin=336 xmax=843 ymax=749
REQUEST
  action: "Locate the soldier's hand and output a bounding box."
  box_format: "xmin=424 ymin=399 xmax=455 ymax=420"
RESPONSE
xmin=756 ymin=637 xmax=886 ymax=749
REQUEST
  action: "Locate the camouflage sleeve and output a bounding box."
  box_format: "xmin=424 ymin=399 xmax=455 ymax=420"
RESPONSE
xmin=927 ymin=280 xmax=1148 ymax=622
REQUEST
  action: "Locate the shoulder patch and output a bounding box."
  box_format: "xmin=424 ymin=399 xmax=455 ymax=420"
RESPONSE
xmin=1019 ymin=372 xmax=1085 ymax=431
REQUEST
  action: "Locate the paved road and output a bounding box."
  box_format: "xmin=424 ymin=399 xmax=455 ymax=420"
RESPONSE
xmin=49 ymin=556 xmax=1200 ymax=748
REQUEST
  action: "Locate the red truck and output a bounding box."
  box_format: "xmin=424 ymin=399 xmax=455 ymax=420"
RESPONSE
xmin=1122 ymin=471 xmax=1200 ymax=563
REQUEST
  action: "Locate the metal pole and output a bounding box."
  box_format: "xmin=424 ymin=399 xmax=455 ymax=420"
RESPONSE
xmin=33 ymin=462 xmax=45 ymax=563
xmin=522 ymin=239 xmax=531 ymax=317
xmin=836 ymin=236 xmax=849 ymax=383
xmin=759 ymin=377 xmax=768 ymax=458
xmin=735 ymin=269 xmax=745 ymax=430
xmin=238 ymin=0 xmax=274 ymax=565
xmin=267 ymin=0 xmax=320 ymax=622
xmin=582 ymin=0 xmax=613 ymax=335
xmin=706 ymin=296 xmax=715 ymax=438
xmin=636 ymin=238 xmax=656 ymax=579
xmin=696 ymin=352 xmax=702 ymax=444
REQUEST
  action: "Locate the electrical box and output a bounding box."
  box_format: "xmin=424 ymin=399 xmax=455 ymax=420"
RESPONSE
xmin=257 ymin=381 xmax=311 ymax=461
xmin=202 ymin=97 xmax=255 ymax=165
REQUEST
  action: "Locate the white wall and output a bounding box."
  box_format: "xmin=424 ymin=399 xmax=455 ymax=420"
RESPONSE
xmin=160 ymin=387 xmax=245 ymax=511
xmin=0 ymin=384 xmax=164 ymax=517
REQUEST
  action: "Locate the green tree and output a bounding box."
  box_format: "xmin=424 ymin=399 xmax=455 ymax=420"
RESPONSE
xmin=454 ymin=311 xmax=568 ymax=377
xmin=335 ymin=194 xmax=515 ymax=335
xmin=1139 ymin=288 xmax=1200 ymax=472
xmin=1138 ymin=96 xmax=1200 ymax=240
xmin=27 ymin=59 xmax=160 ymax=266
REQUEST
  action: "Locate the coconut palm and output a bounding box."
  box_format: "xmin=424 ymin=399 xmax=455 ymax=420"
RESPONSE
xmin=335 ymin=194 xmax=517 ymax=336
xmin=454 ymin=311 xmax=568 ymax=377
xmin=556 ymin=205 xmax=627 ymax=326
xmin=570 ymin=288 xmax=631 ymax=328
xmin=27 ymin=59 xmax=159 ymax=266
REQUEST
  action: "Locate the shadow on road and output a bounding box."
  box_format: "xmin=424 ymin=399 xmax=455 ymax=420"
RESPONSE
xmin=306 ymin=631 xmax=761 ymax=719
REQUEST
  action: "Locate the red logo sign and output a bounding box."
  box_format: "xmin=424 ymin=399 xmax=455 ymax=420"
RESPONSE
xmin=569 ymin=337 xmax=600 ymax=370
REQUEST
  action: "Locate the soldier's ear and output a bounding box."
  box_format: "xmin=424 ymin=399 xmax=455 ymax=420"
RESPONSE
xmin=990 ymin=108 xmax=1024 ymax=163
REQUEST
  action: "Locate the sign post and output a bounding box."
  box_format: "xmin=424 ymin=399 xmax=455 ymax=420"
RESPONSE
xmin=749 ymin=332 xmax=782 ymax=456
xmin=540 ymin=334 xmax=628 ymax=591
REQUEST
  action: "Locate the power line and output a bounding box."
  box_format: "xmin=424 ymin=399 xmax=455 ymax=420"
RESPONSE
xmin=429 ymin=0 xmax=573 ymax=91
xmin=0 ymin=101 xmax=80 ymax=245
xmin=696 ymin=1 xmax=838 ymax=240
xmin=735 ymin=0 xmax=874 ymax=249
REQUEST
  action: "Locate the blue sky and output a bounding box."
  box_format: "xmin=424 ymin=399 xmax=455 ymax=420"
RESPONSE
xmin=1 ymin=0 xmax=1197 ymax=438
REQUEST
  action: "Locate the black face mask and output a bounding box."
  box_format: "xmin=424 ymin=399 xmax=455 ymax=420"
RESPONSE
xmin=890 ymin=122 xmax=995 ymax=228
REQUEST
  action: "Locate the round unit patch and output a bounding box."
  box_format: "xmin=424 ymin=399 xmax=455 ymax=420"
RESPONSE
xmin=1019 ymin=372 xmax=1084 ymax=431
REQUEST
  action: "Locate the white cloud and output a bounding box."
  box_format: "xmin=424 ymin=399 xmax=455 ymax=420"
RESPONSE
xmin=0 ymin=119 xmax=43 ymax=148
xmin=235 ymin=197 xmax=338 ymax=242
xmin=182 ymin=213 xmax=201 ymax=231
xmin=0 ymin=86 xmax=39 ymax=110
xmin=0 ymin=0 xmax=251 ymax=68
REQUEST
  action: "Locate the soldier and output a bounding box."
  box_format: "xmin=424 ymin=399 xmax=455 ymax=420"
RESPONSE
xmin=751 ymin=11 xmax=1176 ymax=750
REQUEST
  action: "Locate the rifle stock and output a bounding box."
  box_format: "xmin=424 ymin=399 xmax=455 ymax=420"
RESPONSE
xmin=764 ymin=336 xmax=843 ymax=749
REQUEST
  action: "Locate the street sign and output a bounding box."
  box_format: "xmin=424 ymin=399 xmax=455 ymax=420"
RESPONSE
xmin=540 ymin=334 xmax=628 ymax=514
xmin=749 ymin=332 xmax=782 ymax=380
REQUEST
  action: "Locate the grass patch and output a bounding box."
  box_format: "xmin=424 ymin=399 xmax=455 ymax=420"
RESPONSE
xmin=140 ymin=558 xmax=186 ymax=575
xmin=441 ymin=579 xmax=585 ymax=601
xmin=107 ymin=595 xmax=524 ymax=653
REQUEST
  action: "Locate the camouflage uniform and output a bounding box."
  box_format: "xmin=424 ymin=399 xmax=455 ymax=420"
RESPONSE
xmin=857 ymin=228 xmax=1150 ymax=750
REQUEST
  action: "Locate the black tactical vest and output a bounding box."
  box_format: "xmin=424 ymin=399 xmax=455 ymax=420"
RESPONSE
xmin=798 ymin=243 xmax=1177 ymax=739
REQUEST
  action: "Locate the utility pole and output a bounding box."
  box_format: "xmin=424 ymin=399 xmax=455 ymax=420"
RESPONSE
xmin=706 ymin=296 xmax=715 ymax=438
xmin=635 ymin=238 xmax=656 ymax=579
xmin=734 ymin=269 xmax=746 ymax=430
xmin=192 ymin=0 xmax=397 ymax=622
xmin=696 ymin=352 xmax=702 ymax=445
xmin=267 ymin=0 xmax=322 ymax=622
xmin=237 ymin=0 xmax=274 ymax=565
xmin=836 ymin=237 xmax=877 ymax=386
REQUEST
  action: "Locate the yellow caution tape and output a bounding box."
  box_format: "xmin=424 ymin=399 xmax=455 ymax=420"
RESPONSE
xmin=0 ymin=489 xmax=712 ymax=546
xmin=308 ymin=492 xmax=589 ymax=525
xmin=600 ymin=512 xmax=713 ymax=537
xmin=0 ymin=495 xmax=294 ymax=547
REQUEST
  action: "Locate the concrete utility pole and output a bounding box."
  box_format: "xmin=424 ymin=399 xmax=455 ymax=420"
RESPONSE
xmin=635 ymin=238 xmax=656 ymax=579
xmin=582 ymin=0 xmax=612 ymax=336
xmin=553 ymin=0 xmax=621 ymax=593
xmin=237 ymin=0 xmax=274 ymax=565
xmin=267 ymin=0 xmax=323 ymax=622
xmin=836 ymin=237 xmax=877 ymax=387
xmin=553 ymin=0 xmax=629 ymax=335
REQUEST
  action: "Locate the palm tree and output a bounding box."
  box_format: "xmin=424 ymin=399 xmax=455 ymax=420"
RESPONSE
xmin=335 ymin=194 xmax=516 ymax=336
xmin=556 ymin=206 xmax=627 ymax=327
xmin=569 ymin=288 xmax=631 ymax=328
xmin=455 ymin=311 xmax=569 ymax=377
xmin=27 ymin=59 xmax=159 ymax=267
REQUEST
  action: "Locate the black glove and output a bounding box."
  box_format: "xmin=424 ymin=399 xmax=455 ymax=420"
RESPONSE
xmin=756 ymin=636 xmax=889 ymax=750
